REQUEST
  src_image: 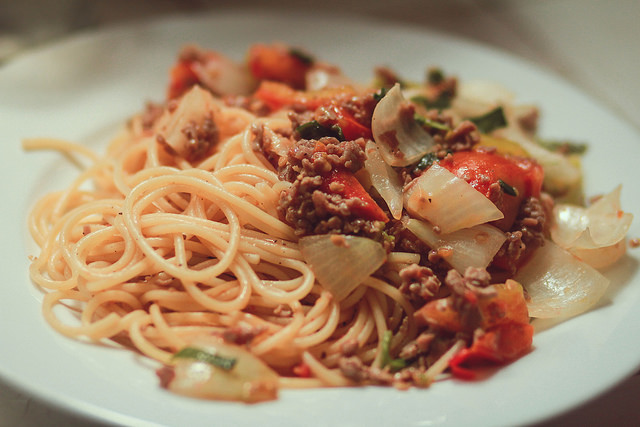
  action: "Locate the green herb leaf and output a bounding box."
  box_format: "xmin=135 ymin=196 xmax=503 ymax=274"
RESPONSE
xmin=498 ymin=179 xmax=519 ymax=197
xmin=469 ymin=106 xmax=508 ymax=134
xmin=411 ymin=94 xmax=451 ymax=111
xmin=380 ymin=330 xmax=407 ymax=372
xmin=427 ymin=67 xmax=444 ymax=85
xmin=289 ymin=48 xmax=314 ymax=65
xmin=414 ymin=114 xmax=451 ymax=131
xmin=173 ymin=347 xmax=237 ymax=371
xmin=296 ymin=120 xmax=345 ymax=141
xmin=537 ymin=139 xmax=588 ymax=155
xmin=414 ymin=151 xmax=440 ymax=172
xmin=373 ymin=87 xmax=388 ymax=102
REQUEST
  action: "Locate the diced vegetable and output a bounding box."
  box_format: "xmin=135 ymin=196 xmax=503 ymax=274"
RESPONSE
xmin=167 ymin=336 xmax=279 ymax=403
xmin=248 ymin=44 xmax=313 ymax=89
xmin=449 ymin=321 xmax=534 ymax=380
xmin=469 ymin=106 xmax=508 ymax=134
xmin=404 ymin=164 xmax=504 ymax=234
xmin=551 ymin=186 xmax=632 ymax=268
xmin=319 ymin=168 xmax=389 ymax=223
xmin=405 ymin=218 xmax=506 ymax=272
xmin=439 ymin=149 xmax=543 ymax=231
xmin=415 ymin=280 xmax=530 ymax=332
xmin=363 ymin=141 xmax=403 ymax=219
xmin=514 ymin=240 xmax=610 ymax=318
xmin=299 ymin=234 xmax=386 ymax=301
xmin=155 ymin=86 xmax=218 ymax=159
xmin=371 ymin=83 xmax=434 ymax=166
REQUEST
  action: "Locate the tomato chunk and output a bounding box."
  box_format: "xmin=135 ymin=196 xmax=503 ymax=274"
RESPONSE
xmin=440 ymin=150 xmax=543 ymax=230
xmin=449 ymin=322 xmax=534 ymax=380
xmin=248 ymin=44 xmax=312 ymax=90
xmin=168 ymin=60 xmax=200 ymax=100
xmin=319 ymin=168 xmax=388 ymax=223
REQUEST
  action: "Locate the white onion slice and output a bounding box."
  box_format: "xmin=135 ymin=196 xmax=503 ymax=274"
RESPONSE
xmin=168 ymin=336 xmax=279 ymax=402
xmin=155 ymin=86 xmax=217 ymax=157
xmin=451 ymin=80 xmax=515 ymax=118
xmin=494 ymin=126 xmax=581 ymax=197
xmin=404 ymin=218 xmax=506 ymax=272
xmin=371 ymin=83 xmax=434 ymax=166
xmin=192 ymin=55 xmax=255 ymax=96
xmin=514 ymin=240 xmax=610 ymax=319
xmin=403 ymin=164 xmax=504 ymax=234
xmin=551 ymin=186 xmax=632 ymax=269
xmin=364 ymin=140 xmax=403 ymax=219
xmin=299 ymin=234 xmax=386 ymax=301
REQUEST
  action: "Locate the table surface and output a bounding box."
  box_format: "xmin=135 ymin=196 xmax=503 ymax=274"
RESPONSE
xmin=1 ymin=1 xmax=639 ymax=426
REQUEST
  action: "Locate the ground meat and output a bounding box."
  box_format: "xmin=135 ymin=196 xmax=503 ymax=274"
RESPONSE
xmin=493 ymin=195 xmax=550 ymax=273
xmin=223 ymin=94 xmax=271 ymax=116
xmin=374 ymin=66 xmax=403 ymax=88
xmin=140 ymin=101 xmax=165 ymax=130
xmin=180 ymin=117 xmax=219 ymax=161
xmin=398 ymin=264 xmax=441 ymax=304
xmin=222 ymin=324 xmax=268 ymax=345
xmin=278 ymin=136 xmax=386 ymax=237
xmin=444 ymin=267 xmax=492 ymax=296
xmin=156 ymin=366 xmax=175 ymax=389
xmin=398 ymin=332 xmax=435 ymax=360
xmin=438 ymin=120 xmax=480 ymax=153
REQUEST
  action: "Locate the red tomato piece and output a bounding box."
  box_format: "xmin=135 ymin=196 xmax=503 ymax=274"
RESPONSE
xmin=248 ymin=44 xmax=312 ymax=90
xmin=439 ymin=150 xmax=543 ymax=230
xmin=321 ymin=104 xmax=372 ymax=141
xmin=167 ymin=60 xmax=200 ymax=99
xmin=319 ymin=169 xmax=389 ymax=223
xmin=449 ymin=322 xmax=534 ymax=380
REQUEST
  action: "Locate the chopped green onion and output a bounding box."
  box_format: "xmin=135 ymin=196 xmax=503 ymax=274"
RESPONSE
xmin=380 ymin=330 xmax=407 ymax=372
xmin=537 ymin=139 xmax=588 ymax=155
xmin=498 ymin=179 xmax=518 ymax=197
xmin=296 ymin=120 xmax=344 ymax=141
xmin=414 ymin=114 xmax=451 ymax=131
xmin=173 ymin=347 xmax=237 ymax=371
xmin=289 ymin=48 xmax=314 ymax=65
xmin=427 ymin=67 xmax=444 ymax=85
xmin=411 ymin=94 xmax=451 ymax=111
xmin=469 ymin=106 xmax=508 ymax=134
xmin=414 ymin=151 xmax=440 ymax=172
xmin=373 ymin=87 xmax=388 ymax=102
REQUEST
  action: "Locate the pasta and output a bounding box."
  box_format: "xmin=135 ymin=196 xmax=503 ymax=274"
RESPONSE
xmin=25 ymin=43 xmax=631 ymax=402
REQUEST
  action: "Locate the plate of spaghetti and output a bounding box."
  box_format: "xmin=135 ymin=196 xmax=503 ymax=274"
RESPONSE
xmin=2 ymin=10 xmax=640 ymax=427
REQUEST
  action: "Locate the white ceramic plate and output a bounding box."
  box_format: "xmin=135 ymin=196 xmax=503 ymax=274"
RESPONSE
xmin=1 ymin=10 xmax=639 ymax=427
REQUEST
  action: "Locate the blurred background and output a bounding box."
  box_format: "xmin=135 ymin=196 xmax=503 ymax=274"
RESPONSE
xmin=1 ymin=0 xmax=639 ymax=425
xmin=2 ymin=0 xmax=639 ymax=130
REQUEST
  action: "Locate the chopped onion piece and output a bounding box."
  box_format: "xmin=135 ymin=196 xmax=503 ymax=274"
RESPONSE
xmin=451 ymin=80 xmax=515 ymax=118
xmin=155 ymin=86 xmax=217 ymax=158
xmin=514 ymin=240 xmax=610 ymax=319
xmin=551 ymin=186 xmax=632 ymax=269
xmin=364 ymin=140 xmax=403 ymax=219
xmin=305 ymin=64 xmax=355 ymax=91
xmin=405 ymin=218 xmax=506 ymax=272
xmin=167 ymin=336 xmax=279 ymax=403
xmin=371 ymin=83 xmax=434 ymax=166
xmin=494 ymin=126 xmax=581 ymax=198
xmin=403 ymin=164 xmax=504 ymax=234
xmin=192 ymin=54 xmax=255 ymax=96
xmin=299 ymin=234 xmax=386 ymax=301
